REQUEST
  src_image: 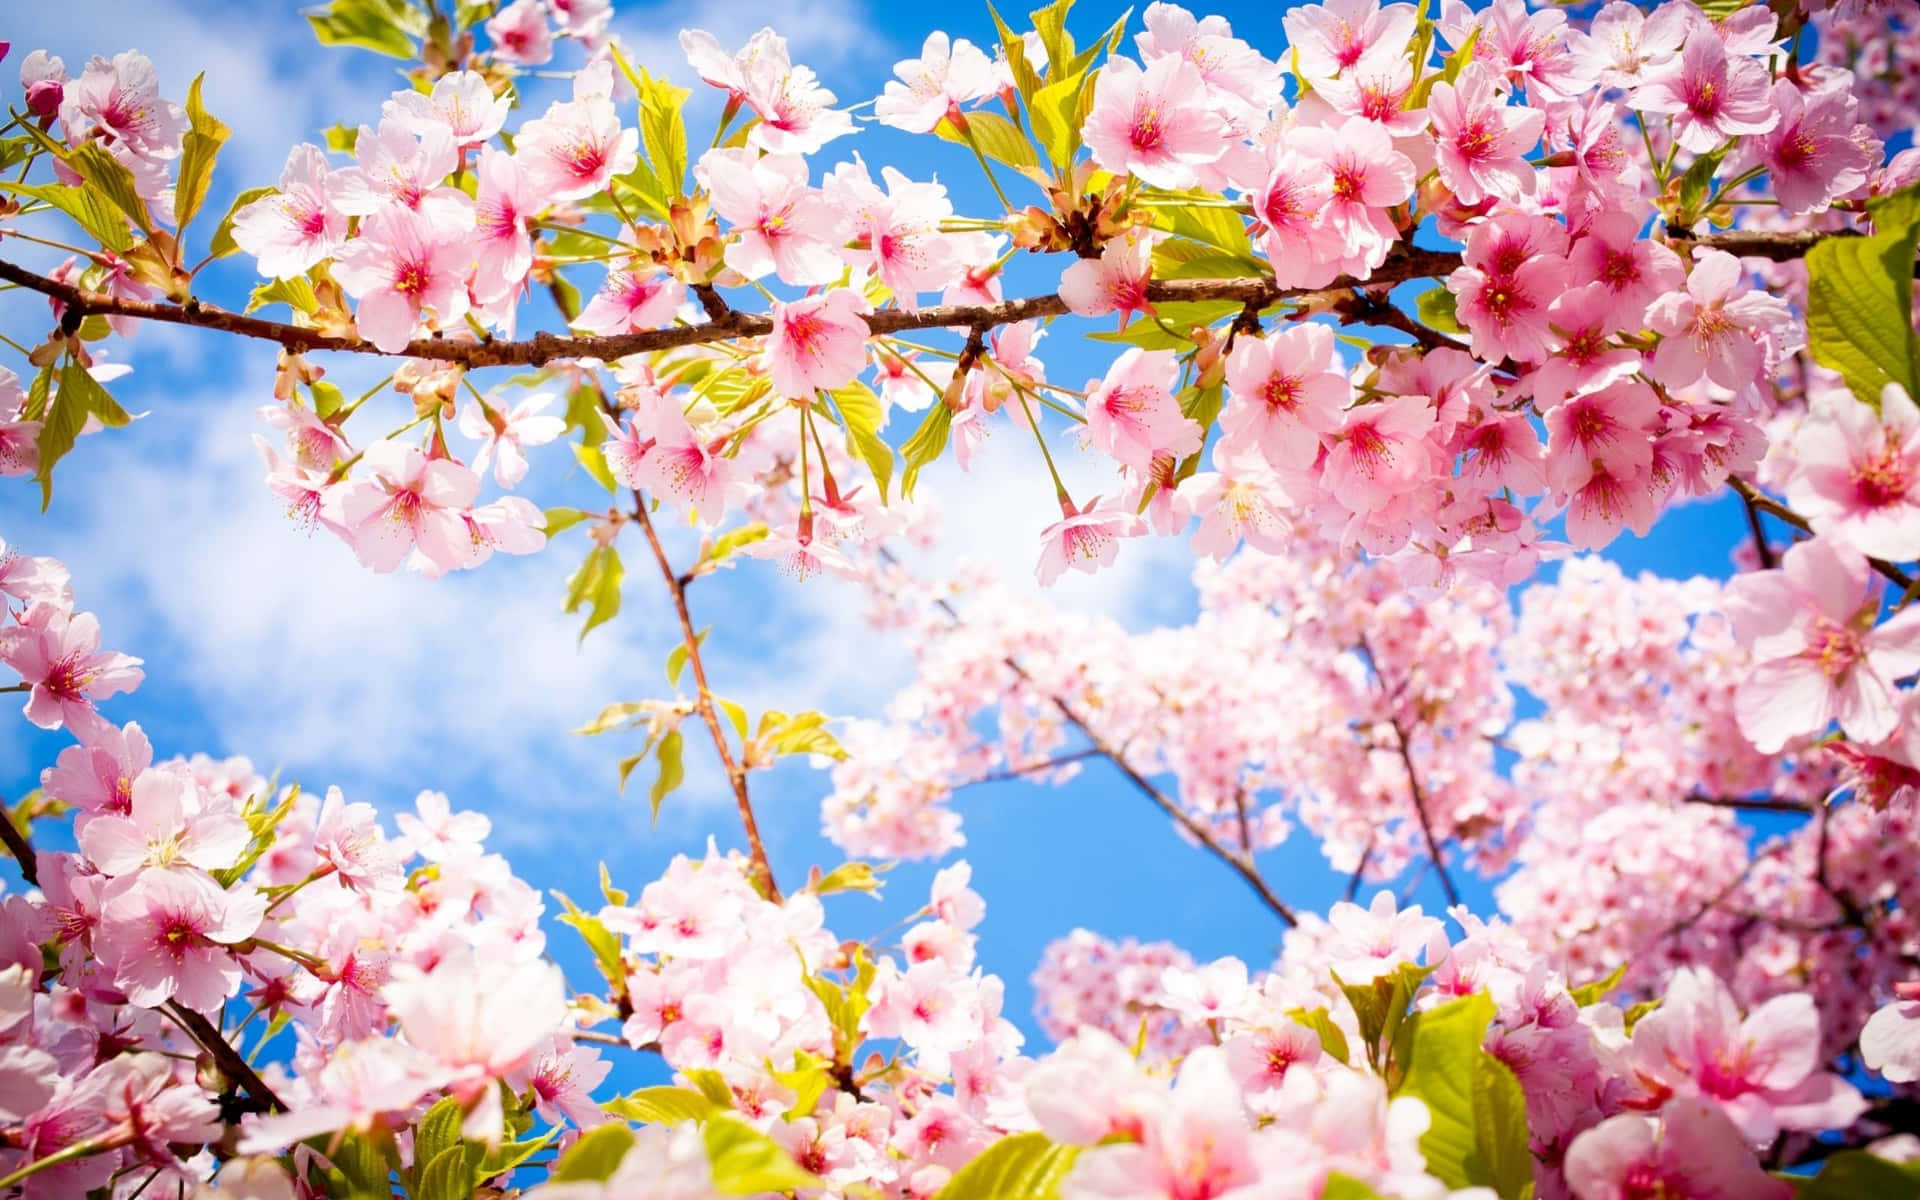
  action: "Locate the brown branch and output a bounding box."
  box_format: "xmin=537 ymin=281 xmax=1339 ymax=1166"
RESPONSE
xmin=0 ymin=803 xmax=38 ymax=888
xmin=162 ymin=1001 xmax=285 ymax=1115
xmin=1728 ymin=476 xmax=1915 ymax=592
xmin=878 ymin=549 xmax=1297 ymax=927
xmin=0 ymin=798 xmax=285 ymax=1113
xmin=1387 ymin=717 xmax=1462 ymax=909
xmin=629 ymin=496 xmax=779 ymax=902
xmin=1685 ymin=792 xmax=1816 ymax=815
xmin=954 ymin=748 xmax=1102 ymax=789
xmin=0 ymin=231 xmax=1830 ymax=369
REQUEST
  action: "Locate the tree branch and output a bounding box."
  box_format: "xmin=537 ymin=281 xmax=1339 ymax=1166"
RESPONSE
xmin=1387 ymin=717 xmax=1462 ymax=909
xmin=628 ymin=496 xmax=780 ymax=901
xmin=877 ymin=549 xmax=1297 ymax=926
xmin=0 ymin=230 xmax=1839 ymax=369
xmin=1728 ymin=476 xmax=1915 ymax=592
xmin=0 ymin=798 xmax=285 ymax=1113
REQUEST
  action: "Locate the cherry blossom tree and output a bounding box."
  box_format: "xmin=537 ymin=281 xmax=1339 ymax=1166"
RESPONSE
xmin=1 ymin=0 xmax=1920 ymax=1196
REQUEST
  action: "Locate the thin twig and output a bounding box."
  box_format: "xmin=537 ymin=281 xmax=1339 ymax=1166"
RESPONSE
xmin=877 ymin=550 xmax=1297 ymax=927
xmin=954 ymin=748 xmax=1102 ymax=789
xmin=1685 ymin=792 xmax=1816 ymax=815
xmin=629 ymin=496 xmax=780 ymax=901
xmin=1728 ymin=477 xmax=1914 ymax=591
xmin=1387 ymin=717 xmax=1462 ymax=909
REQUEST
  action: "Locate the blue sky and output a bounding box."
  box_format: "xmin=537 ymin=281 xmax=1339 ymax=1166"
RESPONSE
xmin=0 ymin=0 xmax=1761 ymax=1068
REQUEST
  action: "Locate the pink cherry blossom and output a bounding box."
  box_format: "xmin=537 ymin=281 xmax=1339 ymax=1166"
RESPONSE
xmin=1220 ymin=323 xmax=1348 ymax=468
xmin=697 ymin=148 xmax=846 ymax=287
xmin=1427 ymin=63 xmax=1545 ymax=205
xmin=1646 ymin=249 xmax=1792 ymax=392
xmin=514 ymin=79 xmax=640 ymax=203
xmin=94 ymin=868 xmax=264 ymax=1012
xmin=458 ymin=391 xmax=566 ymax=488
xmin=572 ymin=263 xmax=685 ymax=336
xmin=1059 ymin=228 xmax=1159 ymax=326
xmin=1320 ymin=394 xmax=1436 ymax=514
xmin=381 ymin=70 xmax=509 ymax=148
xmin=1082 ymin=348 xmax=1201 ymax=471
xmin=0 ymin=602 xmax=142 ymax=739
xmin=1785 ymin=384 xmax=1920 ymax=562
xmin=763 ymin=290 xmax=873 ymax=398
xmin=1563 ymin=1098 xmax=1790 ymax=1200
xmin=826 ymin=159 xmax=963 ymax=310
xmin=332 ymin=207 xmax=473 ymax=354
xmin=1723 ymin=535 xmax=1920 ymax=752
xmin=1632 ymin=27 xmax=1777 ymax=154
xmin=1284 ymin=0 xmax=1419 ymax=89
xmin=232 ymin=144 xmax=346 ymax=281
xmin=1036 ymin=496 xmax=1147 ymax=586
xmin=470 ymin=146 xmax=537 ymax=304
xmin=1082 ymin=54 xmax=1228 ymax=190
xmin=331 ymin=440 xmax=482 ymax=574
xmin=78 ymin=768 xmax=247 ymax=877
xmin=1626 ymin=966 xmax=1867 ymax=1142
xmin=486 ymin=0 xmax=553 ymax=65
xmin=875 ymin=32 xmax=998 ymax=134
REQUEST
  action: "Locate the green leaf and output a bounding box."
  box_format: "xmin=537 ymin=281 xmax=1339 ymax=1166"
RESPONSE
xmin=410 ymin=1145 xmax=472 ymax=1200
xmin=175 ymin=73 xmax=230 ymax=230
xmin=828 ymin=380 xmax=895 ymax=503
xmin=320 ymin=1129 xmax=393 ymax=1196
xmin=1794 ymin=1149 xmax=1920 ymax=1199
xmin=0 ymin=181 xmax=132 ymax=252
xmin=599 ymin=861 xmax=628 ymax=906
xmin=703 ymin=1115 xmax=823 ymax=1196
xmin=66 ymin=141 xmax=153 ymax=233
xmin=1288 ymin=1006 xmax=1351 ymax=1066
xmin=1408 ymin=26 xmax=1481 ymax=108
xmin=1031 ymin=0 xmax=1077 ymax=75
xmin=307 ymin=0 xmax=423 ymax=58
xmin=1336 ymin=961 xmax=1432 ymax=1069
xmin=472 ymin=1129 xmax=557 ymax=1181
xmin=544 ymin=506 xmax=592 ymax=536
xmin=1393 ymin=992 xmax=1534 ymax=1200
xmin=1140 ymin=189 xmax=1255 ymax=261
xmin=649 ymin=728 xmax=685 ymax=822
xmin=936 ymin=1131 xmax=1080 ymax=1200
xmin=1416 ymin=287 xmax=1465 ymax=336
xmin=411 ymin=1098 xmax=466 ymax=1176
xmin=682 ymin=1068 xmax=736 ymax=1109
xmin=900 ymin=402 xmax=954 ymax=500
xmin=769 ymin=1049 xmax=834 ymax=1120
xmin=248 ymin=276 xmax=319 ymax=315
xmin=1089 ymin=300 xmax=1241 ymax=350
xmin=1472 ymin=1052 xmax=1534 ymax=1200
xmin=987 ymin=3 xmax=1043 ymax=108
xmin=573 ymin=439 xmax=618 ymax=492
xmin=936 ymin=112 xmax=1042 ymax=172
xmin=1029 ymin=70 xmax=1090 ymax=171
xmin=758 ymin=710 xmax=847 ymax=761
xmin=552 ymin=890 xmax=626 ymax=993
xmin=575 ymin=700 xmax=657 ymax=735
xmin=667 ymin=628 xmax=707 ymax=687
xmin=1568 ymin=963 xmax=1628 ymax=1007
xmin=549 ymin=1122 xmax=636 ymax=1183
xmin=324 ymin=124 xmax=361 ymax=154
xmin=715 ymin=696 xmax=750 ymax=741
xmin=1806 ymin=183 xmax=1920 ymax=407
xmin=808 ymin=861 xmax=885 ymax=896
xmin=697 ymin=523 xmax=769 ymax=571
xmin=311 ymin=381 xmax=346 ymax=420
xmin=1322 ymin=1175 xmax=1388 ymax=1200
xmin=604 ymin=1086 xmax=715 ymax=1126
xmin=208 ymin=185 xmax=275 ymax=259
xmin=35 ymin=359 xmax=132 ymax=509
xmin=564 ymin=545 xmax=624 ymax=642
